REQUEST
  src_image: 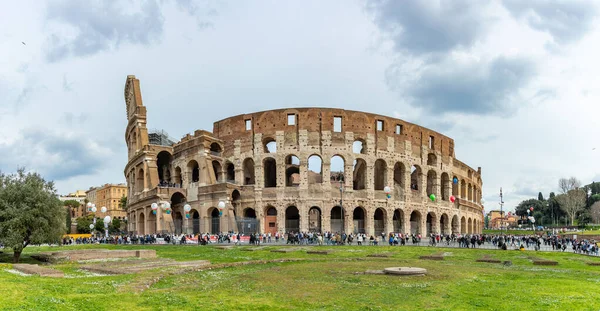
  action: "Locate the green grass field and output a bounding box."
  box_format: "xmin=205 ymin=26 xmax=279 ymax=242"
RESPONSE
xmin=1 ymin=244 xmax=600 ymax=310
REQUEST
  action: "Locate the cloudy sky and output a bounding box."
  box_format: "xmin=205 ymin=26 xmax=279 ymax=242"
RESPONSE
xmin=1 ymin=0 xmax=599 ymax=212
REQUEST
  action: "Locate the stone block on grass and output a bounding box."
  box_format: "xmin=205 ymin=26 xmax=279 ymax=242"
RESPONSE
xmin=13 ymin=264 xmax=64 ymax=278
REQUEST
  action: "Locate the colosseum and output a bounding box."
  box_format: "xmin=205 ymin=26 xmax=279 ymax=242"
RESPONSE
xmin=124 ymin=75 xmax=484 ymax=237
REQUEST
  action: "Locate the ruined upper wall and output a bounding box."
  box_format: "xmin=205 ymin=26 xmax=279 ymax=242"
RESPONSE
xmin=212 ymin=107 xmax=456 ymax=159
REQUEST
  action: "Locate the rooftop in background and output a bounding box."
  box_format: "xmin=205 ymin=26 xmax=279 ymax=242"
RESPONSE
xmin=149 ymin=129 xmax=175 ymax=147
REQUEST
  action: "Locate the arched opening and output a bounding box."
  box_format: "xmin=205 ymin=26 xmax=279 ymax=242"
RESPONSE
xmin=440 ymin=214 xmax=449 ymax=235
xmin=427 ymin=153 xmax=437 ymax=166
xmin=210 ymin=142 xmax=222 ymax=155
xmin=452 ymin=215 xmax=459 ymax=234
xmin=191 ymin=209 xmax=200 ymax=234
xmin=285 ymin=206 xmax=300 ymax=233
xmin=410 ymin=165 xmax=422 ymax=191
xmin=136 ymin=168 xmax=144 ymax=193
xmin=264 ymin=138 xmax=277 ymax=153
xmin=426 ymin=212 xmax=436 ymax=235
xmin=353 ymin=139 xmax=366 ymax=154
xmin=353 ymin=158 xmax=367 ymax=190
xmin=452 ymin=176 xmax=458 ymax=196
xmin=374 ymin=159 xmax=387 ymax=190
xmin=147 ymin=211 xmax=156 ymax=234
xmin=265 ymin=206 xmax=277 ymax=235
xmin=461 ymin=217 xmax=466 ymax=234
xmin=244 ymin=208 xmax=257 ymax=218
xmin=330 ymin=155 xmax=345 ymax=187
xmin=330 ymin=206 xmax=344 ymax=233
xmin=173 ymin=212 xmax=183 ymax=234
xmin=129 ymin=133 xmax=138 ymax=155
xmin=156 ymin=151 xmax=172 ymax=184
xmin=374 ymin=208 xmax=386 ymax=235
xmin=441 ymin=173 xmax=450 ymax=201
xmin=232 ymin=190 xmax=241 ymax=203
xmin=173 ymin=167 xmax=182 ymax=186
xmin=226 ymin=162 xmax=235 ymax=182
xmin=393 ymin=162 xmax=406 ymax=199
xmin=308 ymin=155 xmax=323 ymax=184
xmin=210 ymin=208 xmax=220 ymax=234
xmin=285 ymin=155 xmax=300 ymax=187
xmin=308 ymin=206 xmax=322 ymax=232
xmin=188 ymin=160 xmax=200 ymax=183
xmin=263 ymin=158 xmax=277 ymax=188
xmin=137 ymin=212 xmax=145 ymax=235
xmin=468 ymin=218 xmax=472 ymax=234
xmin=171 ymin=192 xmax=185 ymax=205
xmin=461 ymin=179 xmax=466 ymax=198
xmin=393 ymin=209 xmax=404 ymax=233
xmin=212 ymin=160 xmax=222 ymax=183
xmin=426 ymin=170 xmax=437 ymax=197
xmin=243 ymin=158 xmax=255 ymax=185
xmin=468 ymin=184 xmax=473 ymax=201
xmin=410 ymin=211 xmax=421 ymax=235
xmin=353 ymin=207 xmax=365 ymax=234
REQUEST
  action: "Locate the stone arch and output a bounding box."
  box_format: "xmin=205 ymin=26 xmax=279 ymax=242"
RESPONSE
xmin=147 ymin=210 xmax=156 ymax=234
xmin=137 ymin=212 xmax=145 ymax=235
xmin=460 ymin=179 xmax=466 ymax=198
xmin=285 ymin=155 xmax=300 ymax=187
xmin=393 ymin=209 xmax=404 ymax=233
xmin=173 ymin=166 xmax=182 ymax=185
xmin=353 ymin=206 xmax=366 ymax=234
xmin=461 ymin=216 xmax=466 ymax=234
xmin=452 ymin=215 xmax=459 ymax=234
xmin=468 ymin=218 xmax=473 ymax=234
xmin=263 ymin=137 xmax=277 ymax=153
xmin=136 ymin=168 xmax=145 ymax=193
xmin=330 ymin=155 xmax=345 ymax=186
xmin=210 ymin=142 xmax=222 ymax=155
xmin=170 ymin=192 xmax=185 ymax=206
xmin=208 ymin=207 xmax=220 ymax=234
xmin=373 ymin=208 xmax=386 ymax=235
xmin=156 ymin=151 xmax=172 ymax=183
xmin=263 ymin=157 xmax=277 ymax=188
xmin=129 ymin=132 xmax=138 ymax=155
xmin=410 ymin=211 xmax=421 ymax=235
xmin=374 ymin=159 xmax=387 ymax=190
xmin=243 ymin=158 xmax=255 ymax=185
xmin=353 ymin=139 xmax=366 ymax=154
xmin=285 ymin=206 xmax=300 ymax=233
xmin=212 ymin=160 xmax=222 ymax=183
xmin=440 ymin=213 xmax=450 ymax=235
xmin=353 ymin=158 xmax=367 ymax=190
xmin=308 ymin=206 xmax=322 ymax=232
xmin=410 ymin=165 xmax=422 ymax=191
xmin=190 ymin=209 xmax=200 ymax=234
xmin=426 ymin=212 xmax=437 ymax=235
xmin=225 ymin=162 xmax=235 ymax=182
xmin=441 ymin=172 xmax=450 ymax=201
xmin=427 ymin=153 xmax=437 ymax=166
xmin=330 ymin=205 xmax=344 ymax=233
xmin=243 ymin=207 xmax=257 ymax=218
xmin=426 ymin=170 xmax=437 ymax=197
xmin=393 ymin=162 xmax=406 ymax=199
xmin=452 ymin=176 xmax=458 ymax=196
xmin=468 ymin=183 xmax=473 ymax=201
xmin=308 ymin=155 xmax=323 ymax=184
xmin=187 ymin=160 xmax=200 ymax=183
xmin=264 ymin=205 xmax=277 ymax=235
xmin=173 ymin=211 xmax=183 ymax=234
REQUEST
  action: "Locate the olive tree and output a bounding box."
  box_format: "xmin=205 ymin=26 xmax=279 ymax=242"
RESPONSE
xmin=0 ymin=169 xmax=65 ymax=263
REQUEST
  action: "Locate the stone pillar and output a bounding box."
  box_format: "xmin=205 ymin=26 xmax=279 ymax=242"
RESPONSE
xmin=143 ymin=161 xmax=149 ymax=191
xmin=299 ymin=160 xmax=308 ymax=189
xmin=322 ymin=158 xmax=331 ymax=188
xmin=420 ymin=215 xmax=426 ymax=237
xmin=299 ymin=204 xmax=308 ymax=232
xmin=366 ymin=209 xmax=374 ymax=236
xmin=403 ymin=211 xmax=411 ymax=235
xmin=386 ymin=209 xmax=393 ymax=236
xmin=144 ymin=206 xmax=150 ymax=235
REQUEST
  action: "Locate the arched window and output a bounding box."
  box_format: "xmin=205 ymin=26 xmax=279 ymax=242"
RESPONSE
xmin=264 ymin=158 xmax=277 ymax=188
xmin=353 ymin=139 xmax=366 ymax=154
xmin=330 ymin=155 xmax=345 ymax=186
xmin=243 ymin=158 xmax=255 ymax=185
xmin=210 ymin=143 xmax=222 ymax=156
xmin=308 ymin=155 xmax=323 ymax=184
xmin=410 ymin=165 xmax=422 ymax=191
xmin=353 ymin=159 xmax=367 ymax=190
xmin=426 ymin=170 xmax=437 ymax=196
xmin=285 ymin=155 xmax=300 ymax=187
xmin=187 ymin=160 xmax=200 ymax=183
xmin=427 ymin=153 xmax=437 ymax=166
xmin=374 ymin=159 xmax=387 ymax=190
xmin=264 ymin=138 xmax=276 ymax=153
xmin=212 ymin=160 xmax=222 ymax=183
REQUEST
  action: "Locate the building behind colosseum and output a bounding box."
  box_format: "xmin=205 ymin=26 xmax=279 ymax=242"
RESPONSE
xmin=124 ymin=75 xmax=484 ymax=236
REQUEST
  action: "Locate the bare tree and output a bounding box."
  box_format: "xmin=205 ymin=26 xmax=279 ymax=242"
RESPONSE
xmin=558 ymin=177 xmax=581 ymax=194
xmin=555 ymin=189 xmax=586 ymax=225
xmin=591 ymin=201 xmax=600 ymax=224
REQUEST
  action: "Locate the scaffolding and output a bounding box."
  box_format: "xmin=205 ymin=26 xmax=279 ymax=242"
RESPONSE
xmin=148 ymin=129 xmax=175 ymax=146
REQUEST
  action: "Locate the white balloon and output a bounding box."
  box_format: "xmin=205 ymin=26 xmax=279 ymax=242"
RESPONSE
xmin=91 ymin=206 xmax=97 ymax=213
xmin=89 ymin=224 xmax=94 ymax=229
xmin=151 ymin=203 xmax=158 ymax=210
xmin=101 ymin=206 xmax=107 ymax=213
xmin=184 ymin=204 xmax=191 ymax=212
xmin=92 ymin=204 xmax=96 ymax=208
xmin=383 ymin=186 xmax=391 ymax=194
xmin=163 ymin=202 xmax=171 ymax=210
xmin=87 ymin=202 xmax=92 ymax=208
xmin=104 ymin=216 xmax=112 ymax=223
xmin=218 ymin=201 xmax=226 ymax=209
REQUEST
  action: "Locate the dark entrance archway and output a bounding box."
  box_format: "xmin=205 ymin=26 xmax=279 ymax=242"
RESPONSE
xmin=353 ymin=207 xmax=365 ymax=234
xmin=330 ymin=206 xmax=343 ymax=233
xmin=285 ymin=206 xmax=300 ymax=233
xmin=210 ymin=208 xmax=220 ymax=234
xmin=374 ymin=208 xmax=386 ymax=235
xmin=264 ymin=206 xmax=277 ymax=235
xmin=191 ymin=209 xmax=200 ymax=234
xmin=308 ymin=206 xmax=321 ymax=232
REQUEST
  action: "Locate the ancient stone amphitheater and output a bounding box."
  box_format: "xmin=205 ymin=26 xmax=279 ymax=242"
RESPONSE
xmin=124 ymin=75 xmax=484 ymax=237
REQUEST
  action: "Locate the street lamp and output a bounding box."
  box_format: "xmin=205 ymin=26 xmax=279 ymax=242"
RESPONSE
xmin=339 ymin=185 xmax=344 ymax=241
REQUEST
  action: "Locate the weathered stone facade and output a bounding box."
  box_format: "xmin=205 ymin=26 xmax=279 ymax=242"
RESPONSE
xmin=124 ymin=75 xmax=484 ymax=236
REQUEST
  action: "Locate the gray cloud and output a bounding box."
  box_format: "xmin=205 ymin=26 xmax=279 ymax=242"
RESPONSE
xmin=387 ymin=56 xmax=537 ymax=116
xmin=174 ymin=0 xmax=219 ymax=30
xmin=0 ymin=128 xmax=111 ymax=181
xmin=44 ymin=0 xmax=164 ymax=62
xmin=502 ymin=0 xmax=599 ymax=44
xmin=366 ymin=0 xmax=491 ymax=55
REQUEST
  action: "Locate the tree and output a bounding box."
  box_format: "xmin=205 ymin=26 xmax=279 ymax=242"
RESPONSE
xmin=556 ymin=189 xmax=587 ymax=226
xmin=66 ymin=207 xmax=72 ymax=234
xmin=591 ymin=201 xmax=600 ymax=224
xmin=590 ymin=182 xmax=600 ymax=196
xmin=514 ymin=199 xmax=545 ymax=218
xmin=119 ymin=196 xmax=127 ymax=210
xmin=76 ymin=215 xmax=94 ymax=233
xmin=538 ymin=192 xmax=544 ymax=201
xmin=559 ymin=177 xmax=581 ymax=194
xmin=111 ymin=218 xmax=122 ymax=233
xmin=0 ymin=169 xmax=65 ymax=263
